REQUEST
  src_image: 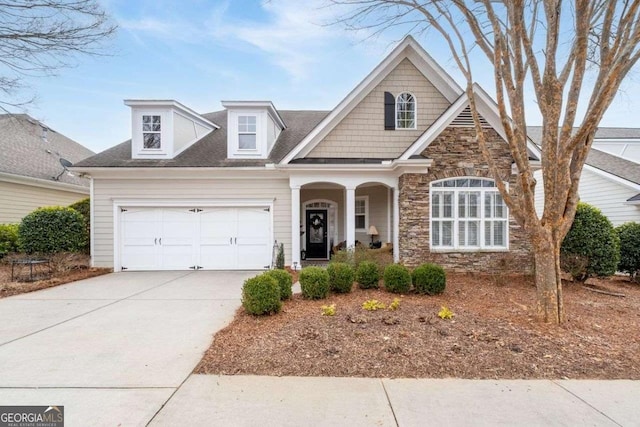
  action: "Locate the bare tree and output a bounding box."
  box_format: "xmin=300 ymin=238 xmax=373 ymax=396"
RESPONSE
xmin=330 ymin=0 xmax=640 ymax=323
xmin=0 ymin=0 xmax=116 ymax=110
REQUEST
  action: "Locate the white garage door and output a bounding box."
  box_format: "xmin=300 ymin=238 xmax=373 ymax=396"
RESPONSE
xmin=119 ymin=206 xmax=271 ymax=271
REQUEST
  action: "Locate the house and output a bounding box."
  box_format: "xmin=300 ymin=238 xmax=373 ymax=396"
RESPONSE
xmin=528 ymin=127 xmax=640 ymax=226
xmin=73 ymin=36 xmax=541 ymax=273
xmin=0 ymin=114 xmax=94 ymax=223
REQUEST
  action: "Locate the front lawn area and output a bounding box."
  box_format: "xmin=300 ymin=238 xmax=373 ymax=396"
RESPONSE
xmin=196 ymin=273 xmax=640 ymax=379
xmin=0 ymin=253 xmax=111 ymax=298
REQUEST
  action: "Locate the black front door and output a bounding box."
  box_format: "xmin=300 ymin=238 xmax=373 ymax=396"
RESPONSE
xmin=306 ymin=209 xmax=328 ymax=259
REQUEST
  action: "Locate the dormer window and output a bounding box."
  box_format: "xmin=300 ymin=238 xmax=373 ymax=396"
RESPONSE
xmin=142 ymin=115 xmax=162 ymax=149
xmin=238 ymin=115 xmax=257 ymax=150
xmin=396 ymin=92 xmax=416 ymax=129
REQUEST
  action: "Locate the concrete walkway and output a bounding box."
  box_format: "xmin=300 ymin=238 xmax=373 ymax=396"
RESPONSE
xmin=1 ymin=273 xmax=638 ymax=426
xmin=0 ymin=271 xmax=253 ymax=426
xmin=151 ymin=376 xmax=639 ymax=427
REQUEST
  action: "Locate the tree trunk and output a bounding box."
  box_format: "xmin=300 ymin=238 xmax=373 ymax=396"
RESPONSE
xmin=533 ymin=232 xmax=565 ymax=323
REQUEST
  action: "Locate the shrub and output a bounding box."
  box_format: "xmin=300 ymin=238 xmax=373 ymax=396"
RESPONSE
xmin=362 ymin=299 xmax=386 ymax=311
xmin=561 ymin=203 xmax=620 ymax=279
xmin=264 ymin=269 xmax=293 ymax=300
xmin=275 ymin=243 xmax=285 ymax=270
xmin=19 ymin=207 xmax=88 ymax=254
xmin=321 ymin=304 xmax=336 ymax=316
xmin=412 ymin=263 xmax=446 ymax=295
xmin=299 ymin=266 xmax=330 ymax=299
xmin=616 ymin=222 xmax=640 ymax=281
xmin=388 ymin=297 xmax=401 ymax=311
xmin=438 ymin=306 xmax=454 ymax=319
xmin=69 ymin=198 xmax=90 ymax=253
xmin=327 ymin=262 xmax=355 ymax=293
xmin=0 ymin=224 xmax=19 ymax=257
xmin=356 ymin=261 xmax=380 ymax=289
xmin=241 ymin=273 xmax=282 ymax=315
xmin=384 ymin=264 xmax=412 ymax=294
xmin=332 ymin=245 xmax=393 ymax=274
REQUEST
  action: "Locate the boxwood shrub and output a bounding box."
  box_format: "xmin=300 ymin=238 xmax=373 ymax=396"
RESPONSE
xmin=19 ymin=207 xmax=88 ymax=254
xmin=383 ymin=264 xmax=412 ymax=294
xmin=561 ymin=202 xmax=620 ymax=279
xmin=356 ymin=260 xmax=380 ymax=289
xmin=299 ymin=266 xmax=330 ymax=299
xmin=0 ymin=223 xmax=19 ymax=257
xmin=264 ymin=269 xmax=293 ymax=300
xmin=616 ymin=222 xmax=640 ymax=281
xmin=327 ymin=262 xmax=355 ymax=293
xmin=412 ymin=263 xmax=446 ymax=295
xmin=241 ymin=273 xmax=282 ymax=315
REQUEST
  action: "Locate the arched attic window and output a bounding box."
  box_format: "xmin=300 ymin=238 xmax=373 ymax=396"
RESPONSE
xmin=396 ymin=92 xmax=416 ymax=129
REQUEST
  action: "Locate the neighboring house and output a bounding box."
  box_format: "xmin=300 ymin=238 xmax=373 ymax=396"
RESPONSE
xmin=528 ymin=127 xmax=640 ymax=226
xmin=0 ymin=114 xmax=94 ymax=223
xmin=73 ymin=36 xmax=541 ymax=273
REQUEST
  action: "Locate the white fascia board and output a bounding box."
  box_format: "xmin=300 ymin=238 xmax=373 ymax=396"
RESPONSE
xmin=276 ymin=158 xmax=432 ymax=173
xmin=400 ymin=94 xmax=469 ymax=160
xmin=221 ymin=100 xmax=286 ymax=129
xmin=0 ymin=171 xmax=89 ymax=194
xmin=124 ymin=99 xmax=218 ymax=129
xmin=70 ymin=166 xmax=287 ymax=180
xmin=280 ymin=35 xmax=464 ymax=164
xmin=472 ymin=84 xmax=542 ymax=161
xmin=583 ymin=164 xmax=640 ymax=192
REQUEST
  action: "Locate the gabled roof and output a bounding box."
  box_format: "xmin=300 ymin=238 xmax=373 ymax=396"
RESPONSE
xmin=73 ymin=110 xmax=329 ymax=168
xmin=401 ymin=85 xmax=541 ymax=161
xmin=526 ymin=126 xmax=640 ymax=186
xmin=280 ymin=35 xmax=464 ymax=164
xmin=0 ymin=114 xmax=94 ymax=187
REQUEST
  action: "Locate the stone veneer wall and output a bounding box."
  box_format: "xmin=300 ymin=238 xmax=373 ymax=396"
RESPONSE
xmin=398 ymin=127 xmax=534 ymax=274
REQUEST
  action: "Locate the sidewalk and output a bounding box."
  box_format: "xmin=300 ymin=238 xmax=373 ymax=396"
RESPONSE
xmin=150 ymin=375 xmax=638 ymax=426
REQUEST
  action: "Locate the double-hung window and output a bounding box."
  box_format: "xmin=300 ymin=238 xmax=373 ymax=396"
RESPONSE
xmin=355 ymin=196 xmax=368 ymax=231
xmin=142 ymin=115 xmax=161 ymax=149
xmin=431 ymin=178 xmax=508 ymax=250
xmin=238 ymin=115 xmax=257 ymax=150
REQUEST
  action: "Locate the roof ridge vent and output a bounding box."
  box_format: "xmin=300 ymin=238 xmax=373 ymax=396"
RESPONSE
xmin=450 ymin=106 xmax=490 ymax=128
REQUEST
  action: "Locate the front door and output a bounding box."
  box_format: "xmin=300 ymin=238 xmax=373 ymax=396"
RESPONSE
xmin=306 ymin=209 xmax=328 ymax=259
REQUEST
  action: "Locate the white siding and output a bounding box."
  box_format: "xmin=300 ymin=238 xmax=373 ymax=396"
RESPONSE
xmin=534 ymin=169 xmax=640 ymax=226
xmin=0 ymin=180 xmax=87 ymax=223
xmin=92 ymin=177 xmax=291 ymax=268
xmin=173 ymin=112 xmax=198 ymax=154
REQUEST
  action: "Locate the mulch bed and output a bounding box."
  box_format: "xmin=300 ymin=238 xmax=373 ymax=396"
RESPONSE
xmin=195 ymin=273 xmax=640 ymax=379
xmin=0 ymin=254 xmax=111 ymax=298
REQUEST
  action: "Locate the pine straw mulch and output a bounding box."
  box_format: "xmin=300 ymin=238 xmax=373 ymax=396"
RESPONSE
xmin=0 ymin=253 xmax=111 ymax=299
xmin=196 ymin=273 xmax=640 ymax=379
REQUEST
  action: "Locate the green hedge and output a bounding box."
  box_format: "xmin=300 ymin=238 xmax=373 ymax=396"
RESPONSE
xmin=412 ymin=263 xmax=446 ymax=295
xmin=561 ymin=203 xmax=620 ymax=279
xmin=19 ymin=207 xmax=88 ymax=254
xmin=356 ymin=261 xmax=380 ymax=289
xmin=299 ymin=266 xmax=330 ymax=299
xmin=0 ymin=223 xmax=19 ymax=256
xmin=264 ymin=269 xmax=293 ymax=300
xmin=383 ymin=264 xmax=412 ymax=294
xmin=616 ymin=222 xmax=640 ymax=280
xmin=327 ymin=262 xmax=355 ymax=293
xmin=241 ymin=273 xmax=282 ymax=315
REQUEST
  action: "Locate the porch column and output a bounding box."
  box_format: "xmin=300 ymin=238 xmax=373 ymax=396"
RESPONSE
xmin=291 ymin=185 xmax=301 ymax=267
xmin=393 ymin=186 xmax=400 ymax=262
xmin=345 ymin=186 xmax=356 ymax=249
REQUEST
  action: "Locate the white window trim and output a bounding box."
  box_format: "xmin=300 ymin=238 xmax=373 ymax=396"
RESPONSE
xmin=395 ymin=92 xmax=417 ymax=130
xmin=237 ymin=115 xmax=258 ymax=151
xmin=355 ymin=195 xmax=369 ymax=232
xmin=142 ymin=114 xmax=162 ymax=151
xmin=429 ymin=177 xmax=509 ymax=252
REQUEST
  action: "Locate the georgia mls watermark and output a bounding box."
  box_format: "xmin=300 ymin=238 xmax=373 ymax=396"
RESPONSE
xmin=0 ymin=406 xmax=64 ymax=427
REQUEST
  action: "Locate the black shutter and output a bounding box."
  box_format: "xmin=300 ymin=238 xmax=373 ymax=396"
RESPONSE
xmin=384 ymin=91 xmax=395 ymax=130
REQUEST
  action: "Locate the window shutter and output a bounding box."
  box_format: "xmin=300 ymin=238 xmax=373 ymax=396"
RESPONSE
xmin=384 ymin=91 xmax=395 ymax=130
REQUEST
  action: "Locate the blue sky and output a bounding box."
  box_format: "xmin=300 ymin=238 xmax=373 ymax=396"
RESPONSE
xmin=21 ymin=0 xmax=640 ymax=154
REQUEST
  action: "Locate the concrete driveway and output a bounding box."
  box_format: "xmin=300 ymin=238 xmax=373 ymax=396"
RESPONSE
xmin=0 ymin=271 xmax=252 ymax=426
